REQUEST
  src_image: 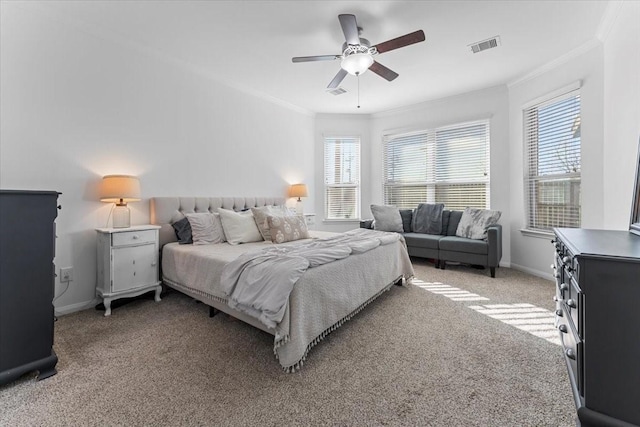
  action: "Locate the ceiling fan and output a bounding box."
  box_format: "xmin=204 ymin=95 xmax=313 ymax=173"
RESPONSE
xmin=292 ymin=14 xmax=426 ymax=90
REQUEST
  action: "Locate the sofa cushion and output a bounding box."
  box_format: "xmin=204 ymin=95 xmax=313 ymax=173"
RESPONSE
xmin=447 ymin=211 xmax=463 ymax=236
xmin=441 ymin=210 xmax=451 ymax=236
xmin=439 ymin=236 xmax=488 ymax=255
xmin=403 ymin=232 xmax=442 ymax=250
xmin=399 ymin=209 xmax=413 ymax=232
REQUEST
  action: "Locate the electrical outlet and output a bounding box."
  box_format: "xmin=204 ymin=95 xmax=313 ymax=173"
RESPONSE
xmin=60 ymin=267 xmax=73 ymax=283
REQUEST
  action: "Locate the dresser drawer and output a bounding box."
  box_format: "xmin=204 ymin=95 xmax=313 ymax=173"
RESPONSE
xmin=558 ymin=307 xmax=583 ymax=397
xmin=112 ymin=230 xmax=156 ymax=247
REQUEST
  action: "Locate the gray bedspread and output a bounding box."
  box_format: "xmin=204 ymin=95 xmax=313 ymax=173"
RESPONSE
xmin=221 ymin=228 xmax=401 ymax=330
xmin=161 ymin=230 xmax=414 ymax=371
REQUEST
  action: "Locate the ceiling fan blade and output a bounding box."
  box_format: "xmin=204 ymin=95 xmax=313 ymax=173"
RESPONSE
xmin=292 ymin=55 xmax=340 ymax=63
xmin=327 ymin=69 xmax=348 ymax=89
xmin=369 ymin=61 xmax=399 ymax=82
xmin=338 ymin=14 xmax=360 ymax=45
xmin=374 ymin=30 xmax=426 ymax=54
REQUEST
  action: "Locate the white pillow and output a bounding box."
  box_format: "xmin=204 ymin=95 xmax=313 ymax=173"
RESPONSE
xmin=217 ymin=208 xmax=263 ymax=245
xmin=185 ymin=213 xmax=225 ymax=245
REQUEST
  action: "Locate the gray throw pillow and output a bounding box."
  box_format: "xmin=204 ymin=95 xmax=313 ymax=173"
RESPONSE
xmin=455 ymin=207 xmax=502 ymax=240
xmin=171 ymin=217 xmax=193 ymax=244
xmin=370 ymin=204 xmax=403 ymax=233
xmin=412 ymin=203 xmax=444 ymax=234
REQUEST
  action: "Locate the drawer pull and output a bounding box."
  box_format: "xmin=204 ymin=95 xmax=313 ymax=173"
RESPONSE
xmin=550 ymin=264 xmax=556 ymax=270
xmin=566 ymin=348 xmax=576 ymax=360
xmin=553 ymin=296 xmax=559 ymax=302
xmin=560 ymin=283 xmax=568 ymax=291
xmin=558 ymin=324 xmax=568 ymax=333
xmin=555 ymin=309 xmax=563 ymax=317
xmin=567 ymin=299 xmax=577 ymax=308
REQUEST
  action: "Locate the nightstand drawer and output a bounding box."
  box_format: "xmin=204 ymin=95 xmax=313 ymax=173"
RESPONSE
xmin=112 ymin=230 xmax=156 ymax=247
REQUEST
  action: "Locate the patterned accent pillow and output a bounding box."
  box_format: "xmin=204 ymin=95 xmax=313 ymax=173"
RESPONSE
xmin=251 ymin=205 xmax=292 ymax=241
xmin=267 ymin=215 xmax=310 ymax=244
xmin=185 ymin=213 xmax=225 ymax=245
xmin=455 ymin=208 xmax=501 ymax=240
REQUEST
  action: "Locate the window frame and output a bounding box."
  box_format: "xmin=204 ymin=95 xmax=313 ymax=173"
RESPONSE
xmin=382 ymin=119 xmax=491 ymax=211
xmin=522 ymin=86 xmax=582 ymax=234
xmin=323 ymin=136 xmax=361 ymax=221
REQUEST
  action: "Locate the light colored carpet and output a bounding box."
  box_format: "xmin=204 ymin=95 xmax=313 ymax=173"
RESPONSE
xmin=0 ymin=259 xmax=574 ymax=426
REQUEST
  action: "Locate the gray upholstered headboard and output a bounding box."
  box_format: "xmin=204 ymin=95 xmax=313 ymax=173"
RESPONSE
xmin=150 ymin=196 xmax=287 ymax=248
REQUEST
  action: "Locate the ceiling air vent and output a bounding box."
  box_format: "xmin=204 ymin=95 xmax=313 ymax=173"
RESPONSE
xmin=469 ymin=36 xmax=501 ymax=54
xmin=327 ymin=87 xmax=347 ymax=96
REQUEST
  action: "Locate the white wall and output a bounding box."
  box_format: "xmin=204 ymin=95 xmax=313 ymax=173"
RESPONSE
xmin=602 ymin=1 xmax=640 ymax=229
xmin=369 ymin=86 xmax=511 ymax=266
xmin=0 ymin=4 xmax=315 ymax=314
xmin=508 ymin=45 xmax=604 ymax=278
xmin=314 ymin=114 xmax=371 ymax=233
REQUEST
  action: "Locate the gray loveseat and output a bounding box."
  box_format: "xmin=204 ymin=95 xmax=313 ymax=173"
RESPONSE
xmin=361 ymin=209 xmax=502 ymax=278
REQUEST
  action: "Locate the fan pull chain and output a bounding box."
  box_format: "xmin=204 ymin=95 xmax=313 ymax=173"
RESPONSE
xmin=356 ymin=72 xmax=360 ymax=109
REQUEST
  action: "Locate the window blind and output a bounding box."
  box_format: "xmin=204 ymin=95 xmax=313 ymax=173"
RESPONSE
xmin=324 ymin=137 xmax=360 ymax=219
xmin=524 ymin=91 xmax=581 ymax=231
xmin=383 ymin=120 xmax=490 ymax=210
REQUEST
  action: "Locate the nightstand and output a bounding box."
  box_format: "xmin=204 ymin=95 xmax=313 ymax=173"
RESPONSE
xmin=96 ymin=225 xmax=162 ymax=316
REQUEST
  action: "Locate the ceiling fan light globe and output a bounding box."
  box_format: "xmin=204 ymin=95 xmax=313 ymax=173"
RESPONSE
xmin=341 ymin=53 xmax=373 ymax=76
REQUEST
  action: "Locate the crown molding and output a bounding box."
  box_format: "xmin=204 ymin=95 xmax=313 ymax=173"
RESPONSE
xmin=12 ymin=2 xmax=315 ymax=118
xmin=507 ymin=38 xmax=601 ymax=89
xmin=596 ymin=1 xmax=624 ymax=42
xmin=371 ymin=84 xmax=507 ymax=119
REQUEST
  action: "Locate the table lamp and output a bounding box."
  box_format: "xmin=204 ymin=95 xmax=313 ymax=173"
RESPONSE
xmin=289 ymin=183 xmax=308 ymax=215
xmin=100 ymin=175 xmax=141 ymax=228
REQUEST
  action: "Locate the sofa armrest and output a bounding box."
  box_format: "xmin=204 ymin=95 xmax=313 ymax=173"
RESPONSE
xmin=487 ymin=224 xmax=502 ymax=267
xmin=360 ymin=219 xmax=374 ymax=229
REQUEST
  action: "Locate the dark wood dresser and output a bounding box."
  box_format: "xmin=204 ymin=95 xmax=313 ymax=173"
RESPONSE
xmin=553 ymin=228 xmax=640 ymax=427
xmin=0 ymin=190 xmax=60 ymax=385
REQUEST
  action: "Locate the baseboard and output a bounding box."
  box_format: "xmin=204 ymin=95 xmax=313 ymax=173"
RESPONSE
xmin=499 ymin=260 xmax=511 ymax=268
xmin=55 ymin=297 xmax=101 ymax=316
xmin=510 ymin=263 xmax=554 ymax=281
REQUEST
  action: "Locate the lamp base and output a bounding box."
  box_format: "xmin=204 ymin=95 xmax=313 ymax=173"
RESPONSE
xmin=295 ymin=200 xmax=304 ymax=216
xmin=112 ymin=204 xmax=131 ymax=228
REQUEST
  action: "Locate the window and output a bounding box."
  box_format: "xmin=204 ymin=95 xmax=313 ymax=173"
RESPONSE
xmin=383 ymin=120 xmax=490 ymax=210
xmin=324 ymin=136 xmax=360 ymax=220
xmin=524 ymin=90 xmax=581 ymax=232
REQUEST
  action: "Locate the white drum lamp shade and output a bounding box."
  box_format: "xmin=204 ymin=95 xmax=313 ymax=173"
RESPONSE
xmin=100 ymin=175 xmax=141 ymax=228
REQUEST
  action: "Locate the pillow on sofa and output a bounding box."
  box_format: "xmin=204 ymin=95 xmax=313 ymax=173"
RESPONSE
xmin=171 ymin=217 xmax=193 ymax=244
xmin=218 ymin=208 xmax=263 ymax=245
xmin=185 ymin=212 xmax=225 ymax=245
xmin=399 ymin=209 xmax=413 ymax=232
xmin=371 ymin=204 xmax=403 ymax=233
xmin=455 ymin=207 xmax=502 ymax=240
xmin=412 ymin=203 xmax=444 ymax=234
xmin=268 ymin=215 xmax=310 ymax=244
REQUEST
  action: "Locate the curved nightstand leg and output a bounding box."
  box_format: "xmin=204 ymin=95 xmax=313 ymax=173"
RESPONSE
xmin=154 ymin=285 xmax=162 ymax=302
xmin=103 ymin=298 xmax=112 ymax=317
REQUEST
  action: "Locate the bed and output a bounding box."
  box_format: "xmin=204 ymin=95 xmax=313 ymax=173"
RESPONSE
xmin=150 ymin=196 xmax=414 ymax=371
